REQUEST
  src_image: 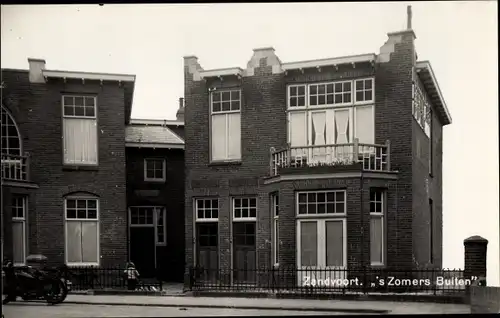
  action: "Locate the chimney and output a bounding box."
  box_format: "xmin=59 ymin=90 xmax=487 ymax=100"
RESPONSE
xmin=176 ymin=97 xmax=185 ymax=122
xmin=407 ymin=5 xmax=412 ymax=30
xmin=28 ymin=58 xmax=46 ymax=83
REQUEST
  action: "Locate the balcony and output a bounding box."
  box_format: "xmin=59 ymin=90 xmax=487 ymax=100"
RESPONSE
xmin=270 ymin=139 xmax=391 ymax=177
xmin=1 ymin=153 xmax=31 ymax=182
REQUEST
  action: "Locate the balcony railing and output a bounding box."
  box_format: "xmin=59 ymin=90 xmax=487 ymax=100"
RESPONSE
xmin=1 ymin=153 xmax=30 ymax=182
xmin=270 ymin=139 xmax=391 ymax=176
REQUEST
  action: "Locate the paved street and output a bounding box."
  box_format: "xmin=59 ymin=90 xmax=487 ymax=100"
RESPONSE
xmin=2 ymin=302 xmax=355 ymax=317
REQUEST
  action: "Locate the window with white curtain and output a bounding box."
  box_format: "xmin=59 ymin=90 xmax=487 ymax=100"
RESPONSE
xmin=12 ymin=195 xmax=27 ymax=265
xmin=62 ymin=95 xmax=98 ymax=165
xmin=287 ymin=79 xmax=375 ymax=151
xmin=210 ymin=90 xmax=241 ymax=161
xmin=370 ymin=189 xmax=385 ymax=266
xmin=65 ymin=196 xmax=99 ymax=266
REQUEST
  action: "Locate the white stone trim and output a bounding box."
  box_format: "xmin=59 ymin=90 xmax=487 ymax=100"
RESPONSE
xmin=200 ymin=68 xmax=243 ymax=79
xmin=43 ymin=70 xmax=135 ymax=82
xmin=125 ymin=142 xmax=184 ymax=149
xmin=129 ymin=118 xmax=184 ymax=126
xmin=282 ymin=53 xmax=376 ymax=71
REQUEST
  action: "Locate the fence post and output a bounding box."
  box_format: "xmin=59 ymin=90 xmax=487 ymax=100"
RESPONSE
xmin=269 ymin=147 xmax=275 ymax=176
xmin=464 ymin=236 xmax=488 ymax=294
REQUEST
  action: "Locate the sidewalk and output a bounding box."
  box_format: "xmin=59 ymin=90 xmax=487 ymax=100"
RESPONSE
xmin=64 ymin=294 xmax=471 ymax=314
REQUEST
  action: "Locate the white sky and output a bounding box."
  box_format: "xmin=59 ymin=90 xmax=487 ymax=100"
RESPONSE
xmin=2 ymin=2 xmax=499 ymax=286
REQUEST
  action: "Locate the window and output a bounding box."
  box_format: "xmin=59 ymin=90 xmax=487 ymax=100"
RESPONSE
xmin=195 ymin=199 xmax=219 ymax=222
xmin=210 ymin=90 xmax=241 ymax=161
xmin=428 ymin=111 xmax=433 ymax=176
xmin=287 ymin=79 xmax=375 ymax=162
xmin=129 ymin=206 xmax=167 ymax=246
xmin=288 ymin=85 xmax=306 ymax=107
xmin=297 ymin=190 xmax=346 ymax=215
xmin=233 ymin=197 xmax=257 ymax=221
xmin=271 ymin=194 xmax=279 ymax=265
xmin=144 ymin=158 xmax=166 ymax=182
xmin=195 ymin=199 xmax=219 ymax=272
xmin=355 ymin=79 xmax=374 ymax=103
xmin=429 ymin=199 xmax=434 ymax=264
xmin=413 ymin=81 xmax=431 ymax=139
xmin=1 ymin=105 xmax=22 ymax=155
xmin=12 ymin=195 xmax=27 ymax=265
xmin=62 ymin=95 xmax=98 ymax=165
xmin=370 ymin=189 xmax=385 ymax=266
xmin=65 ymin=197 xmax=99 ymax=266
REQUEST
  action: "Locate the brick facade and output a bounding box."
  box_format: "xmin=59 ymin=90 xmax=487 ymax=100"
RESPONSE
xmin=126 ymin=146 xmax=185 ymax=281
xmin=184 ymin=26 xmax=449 ymax=283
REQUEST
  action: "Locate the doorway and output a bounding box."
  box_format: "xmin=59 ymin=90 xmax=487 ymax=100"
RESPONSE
xmin=128 ymin=206 xmax=166 ymax=278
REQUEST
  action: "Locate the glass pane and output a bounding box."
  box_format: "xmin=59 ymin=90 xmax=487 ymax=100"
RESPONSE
xmin=231 ymin=101 xmax=240 ymax=111
xmin=77 ymin=200 xmax=86 ymax=209
xmin=85 ymin=97 xmax=95 ymax=107
xmin=85 ymin=106 xmax=95 ymax=117
xmin=212 ymin=102 xmax=221 ymax=112
xmin=64 ymin=106 xmax=74 ymax=116
xmin=66 ymin=222 xmax=82 ymax=263
xmin=298 ymin=97 xmax=305 ymax=106
xmin=74 ymin=97 xmax=84 ymax=106
xmin=326 ymin=221 xmax=343 ymax=266
xmin=365 ymin=80 xmax=372 ymax=89
xmin=370 ymin=218 xmax=383 ymax=264
xmin=74 ymin=106 xmax=85 ymax=116
xmin=300 ymin=222 xmax=317 ymax=267
xmin=63 ymin=96 xmax=74 ymax=106
xmin=212 ymin=209 xmax=218 ymax=219
xmin=290 ymin=97 xmax=297 ymax=107
xmin=231 ymin=91 xmax=240 ymax=100
xmin=356 ymin=91 xmax=364 ymax=102
xmin=356 ymin=80 xmax=364 ymax=90
xmin=212 ymin=92 xmax=220 ymax=102
xmin=82 ymin=222 xmax=98 ymax=263
xmin=88 ymin=200 xmax=97 ymax=209
xmin=221 ymin=102 xmax=231 ymax=111
xmin=298 ymin=85 xmax=305 ymax=96
xmin=87 ymin=209 xmax=97 ymax=219
xmin=67 ymin=209 xmax=77 ymax=219
xmin=290 ymin=86 xmax=297 ymax=96
xmin=12 ymin=222 xmax=24 ymax=264
xmin=222 ymin=91 xmax=230 ymax=101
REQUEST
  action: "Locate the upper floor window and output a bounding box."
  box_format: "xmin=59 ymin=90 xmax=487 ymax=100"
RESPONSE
xmin=62 ymin=95 xmax=98 ymax=166
xmin=210 ymin=90 xmax=241 ymax=161
xmin=286 ymin=79 xmax=375 ymax=151
xmin=1 ymin=105 xmax=22 ymax=156
xmin=233 ymin=197 xmax=257 ymax=221
xmin=355 ymin=79 xmax=374 ymax=103
xmin=144 ymin=158 xmax=166 ymax=182
xmin=413 ymin=81 xmax=431 ymax=138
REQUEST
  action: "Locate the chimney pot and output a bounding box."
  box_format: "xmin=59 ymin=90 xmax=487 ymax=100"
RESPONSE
xmin=28 ymin=58 xmax=46 ymax=83
xmin=407 ymin=5 xmax=412 ymax=30
xmin=176 ymin=97 xmax=185 ymax=122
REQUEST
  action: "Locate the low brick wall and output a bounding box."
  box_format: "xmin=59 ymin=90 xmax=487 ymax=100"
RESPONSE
xmin=470 ymin=286 xmax=500 ymax=313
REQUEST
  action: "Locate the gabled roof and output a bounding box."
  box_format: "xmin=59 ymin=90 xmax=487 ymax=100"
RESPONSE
xmin=125 ymin=122 xmax=184 ymax=149
xmin=415 ymin=61 xmax=452 ymax=125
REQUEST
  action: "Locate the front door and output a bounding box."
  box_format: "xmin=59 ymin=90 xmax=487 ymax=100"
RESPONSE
xmin=195 ymin=223 xmax=218 ymax=281
xmin=232 ymin=222 xmax=256 ymax=284
xmin=129 ymin=207 xmax=165 ymax=278
xmin=297 ymin=219 xmax=346 ymax=288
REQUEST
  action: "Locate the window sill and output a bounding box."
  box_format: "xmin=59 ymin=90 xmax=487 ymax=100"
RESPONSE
xmin=209 ymin=160 xmax=242 ymax=167
xmin=370 ymin=263 xmax=385 ymax=268
xmin=144 ymin=179 xmax=166 ymax=183
xmin=63 ymin=165 xmax=99 ymax=171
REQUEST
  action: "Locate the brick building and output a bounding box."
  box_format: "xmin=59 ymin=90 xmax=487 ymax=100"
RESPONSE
xmin=1 ymin=59 xmax=185 ymax=282
xmin=184 ymin=7 xmax=452 ymax=285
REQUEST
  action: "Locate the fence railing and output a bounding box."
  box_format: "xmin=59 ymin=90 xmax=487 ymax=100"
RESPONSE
xmin=189 ymin=266 xmax=468 ymax=296
xmin=60 ymin=266 xmax=163 ymax=292
xmin=270 ymin=139 xmax=391 ymax=177
xmin=1 ymin=153 xmax=30 ymax=181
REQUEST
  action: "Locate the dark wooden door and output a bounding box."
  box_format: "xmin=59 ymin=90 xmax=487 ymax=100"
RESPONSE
xmin=196 ymin=223 xmax=218 ymax=282
xmin=233 ymin=222 xmax=256 ymax=283
xmin=130 ymin=227 xmax=156 ymax=278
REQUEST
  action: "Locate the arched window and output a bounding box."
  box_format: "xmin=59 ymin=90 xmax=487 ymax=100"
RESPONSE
xmin=1 ymin=105 xmax=22 ymax=155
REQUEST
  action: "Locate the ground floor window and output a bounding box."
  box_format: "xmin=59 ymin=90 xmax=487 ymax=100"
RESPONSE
xmin=12 ymin=195 xmax=27 ymax=265
xmin=370 ymin=189 xmax=385 ymax=266
xmin=65 ymin=196 xmax=99 ymax=266
xmin=271 ymin=194 xmax=279 ymax=266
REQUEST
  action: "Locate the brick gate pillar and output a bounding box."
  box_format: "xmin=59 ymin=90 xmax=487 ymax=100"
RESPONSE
xmin=464 ymin=235 xmax=488 ymax=289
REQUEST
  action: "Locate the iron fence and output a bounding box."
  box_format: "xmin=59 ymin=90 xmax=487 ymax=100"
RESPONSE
xmin=60 ymin=266 xmax=163 ymax=292
xmin=189 ymin=266 xmax=468 ymax=296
